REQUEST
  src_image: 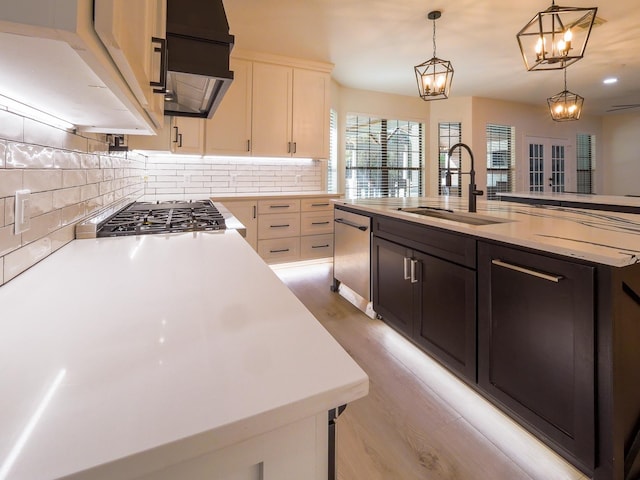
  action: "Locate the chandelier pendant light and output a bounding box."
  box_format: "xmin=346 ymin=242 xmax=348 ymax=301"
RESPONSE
xmin=547 ymin=68 xmax=584 ymax=121
xmin=516 ymin=1 xmax=598 ymax=71
xmin=414 ymin=10 xmax=454 ymax=101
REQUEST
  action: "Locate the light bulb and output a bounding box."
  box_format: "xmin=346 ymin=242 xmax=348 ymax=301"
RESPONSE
xmin=564 ymin=29 xmax=573 ymax=42
xmin=422 ymin=75 xmax=432 ymax=92
xmin=557 ymin=40 xmax=566 ymax=54
xmin=555 ymin=104 xmax=564 ymax=114
xmin=535 ymin=37 xmax=543 ymax=54
xmin=436 ymin=75 xmax=446 ymax=89
xmin=568 ymin=105 xmax=577 ymax=114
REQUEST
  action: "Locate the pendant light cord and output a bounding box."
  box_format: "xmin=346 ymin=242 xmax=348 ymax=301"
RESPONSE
xmin=432 ymin=18 xmax=437 ymax=58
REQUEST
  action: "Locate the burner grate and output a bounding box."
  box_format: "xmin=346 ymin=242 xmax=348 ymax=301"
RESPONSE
xmin=97 ymin=200 xmax=226 ymax=237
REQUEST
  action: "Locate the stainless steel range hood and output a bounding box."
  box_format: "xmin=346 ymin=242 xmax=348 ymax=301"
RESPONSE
xmin=164 ymin=0 xmax=234 ymax=119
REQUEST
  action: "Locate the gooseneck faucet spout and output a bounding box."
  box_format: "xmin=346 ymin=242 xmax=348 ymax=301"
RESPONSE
xmin=446 ymin=142 xmax=484 ymax=213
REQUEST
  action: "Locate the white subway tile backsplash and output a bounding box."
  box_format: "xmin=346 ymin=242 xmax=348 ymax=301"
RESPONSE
xmin=23 ymin=118 xmax=68 ymax=149
xmin=54 ymin=150 xmax=82 ymax=168
xmin=0 ymin=224 xmax=21 ymax=256
xmin=23 ymin=169 xmax=62 ymax=192
xmin=0 ymin=169 xmax=23 ymax=197
xmin=80 ymin=183 xmax=100 ymax=201
xmin=30 ymin=191 xmax=54 ymax=216
xmin=53 ymin=187 xmax=81 ymax=209
xmin=4 ymin=235 xmax=54 ymax=282
xmin=86 ymin=169 xmax=103 ymax=184
xmin=63 ymin=169 xmax=87 ymax=188
xmin=61 ymin=203 xmax=86 ymax=226
xmin=22 ymin=210 xmax=62 ymax=244
xmin=7 ymin=143 xmax=55 ymax=168
xmin=0 ymin=199 xmax=4 ymax=226
xmin=5 ymin=198 xmax=14 ymax=224
xmin=81 ymin=153 xmax=100 ymax=169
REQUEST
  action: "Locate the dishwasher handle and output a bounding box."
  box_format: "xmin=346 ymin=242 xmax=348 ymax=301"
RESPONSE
xmin=334 ymin=217 xmax=368 ymax=231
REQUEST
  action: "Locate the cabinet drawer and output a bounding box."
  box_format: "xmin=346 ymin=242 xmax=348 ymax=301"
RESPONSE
xmin=300 ymin=234 xmax=334 ymax=259
xmin=301 ymin=211 xmax=334 ymax=235
xmin=258 ymin=198 xmax=300 ymax=214
xmin=374 ymin=215 xmax=476 ymax=268
xmin=258 ymin=213 xmax=301 ymax=239
xmin=301 ymin=198 xmax=333 ymax=211
xmin=258 ymin=237 xmax=300 ymax=263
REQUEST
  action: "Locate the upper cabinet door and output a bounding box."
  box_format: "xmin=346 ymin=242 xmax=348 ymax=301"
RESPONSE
xmin=205 ymin=58 xmax=253 ymax=156
xmin=95 ymin=0 xmax=166 ymax=128
xmin=292 ymin=68 xmax=330 ymax=159
xmin=251 ymin=62 xmax=293 ymax=157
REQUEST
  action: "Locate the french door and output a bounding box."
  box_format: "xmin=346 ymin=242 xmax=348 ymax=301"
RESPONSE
xmin=525 ymin=137 xmax=571 ymax=192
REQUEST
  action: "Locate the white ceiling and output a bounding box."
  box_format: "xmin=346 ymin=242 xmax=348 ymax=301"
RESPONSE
xmin=223 ymin=0 xmax=640 ymax=116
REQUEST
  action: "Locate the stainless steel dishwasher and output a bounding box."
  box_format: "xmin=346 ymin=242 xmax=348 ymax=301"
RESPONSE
xmin=332 ymin=206 xmax=375 ymax=317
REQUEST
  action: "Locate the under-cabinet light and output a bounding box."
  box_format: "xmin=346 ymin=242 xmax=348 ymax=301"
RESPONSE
xmin=0 ymin=94 xmax=75 ymax=131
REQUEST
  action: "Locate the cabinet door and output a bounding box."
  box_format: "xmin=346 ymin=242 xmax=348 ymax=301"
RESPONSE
xmin=95 ymin=0 xmax=165 ymax=128
xmin=251 ymin=62 xmax=292 ymax=157
xmin=291 ymin=68 xmax=329 ymax=159
xmin=172 ymin=117 xmax=205 ymax=155
xmin=478 ymin=242 xmax=595 ymax=468
xmin=414 ymin=250 xmax=476 ymax=381
xmin=222 ymin=201 xmax=257 ymax=250
xmin=372 ymin=236 xmax=415 ymax=337
xmin=205 ymin=58 xmax=252 ymax=156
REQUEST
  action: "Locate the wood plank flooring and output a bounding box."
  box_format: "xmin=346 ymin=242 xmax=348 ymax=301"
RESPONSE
xmin=273 ymin=261 xmax=590 ymax=480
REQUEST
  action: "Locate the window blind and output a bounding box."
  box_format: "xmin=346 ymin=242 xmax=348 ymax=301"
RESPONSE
xmin=328 ymin=109 xmax=338 ymax=193
xmin=345 ymin=114 xmax=423 ymax=199
xmin=486 ymin=124 xmax=515 ymax=200
xmin=576 ymin=133 xmax=594 ymax=194
xmin=438 ymin=122 xmax=462 ymax=196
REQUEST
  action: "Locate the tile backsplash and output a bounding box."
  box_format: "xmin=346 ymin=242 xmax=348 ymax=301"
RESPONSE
xmin=144 ymin=155 xmax=324 ymax=200
xmin=0 ymin=110 xmax=144 ymax=286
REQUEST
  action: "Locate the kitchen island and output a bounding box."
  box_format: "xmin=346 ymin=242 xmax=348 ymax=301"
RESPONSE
xmin=498 ymin=191 xmax=640 ymax=214
xmin=0 ymin=230 xmax=368 ymax=479
xmin=333 ymin=197 xmax=640 ymax=480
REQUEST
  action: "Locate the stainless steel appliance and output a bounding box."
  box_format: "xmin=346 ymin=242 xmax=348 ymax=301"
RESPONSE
xmin=96 ymin=200 xmax=226 ymax=237
xmin=332 ymin=206 xmax=374 ymax=317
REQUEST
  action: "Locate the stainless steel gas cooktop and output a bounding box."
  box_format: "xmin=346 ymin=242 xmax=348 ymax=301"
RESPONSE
xmin=96 ymin=200 xmax=226 ymax=237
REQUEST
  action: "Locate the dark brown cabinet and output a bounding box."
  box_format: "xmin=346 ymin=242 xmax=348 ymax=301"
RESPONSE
xmin=372 ymin=217 xmax=477 ymax=381
xmin=478 ymin=241 xmax=596 ymax=470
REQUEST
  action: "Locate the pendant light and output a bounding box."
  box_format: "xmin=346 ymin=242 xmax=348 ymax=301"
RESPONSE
xmin=516 ymin=1 xmax=597 ymax=71
xmin=414 ymin=10 xmax=454 ymax=101
xmin=547 ymin=68 xmax=584 ymax=121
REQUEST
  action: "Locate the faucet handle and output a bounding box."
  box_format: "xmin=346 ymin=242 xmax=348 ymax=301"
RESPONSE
xmin=473 ymin=189 xmax=484 ymax=196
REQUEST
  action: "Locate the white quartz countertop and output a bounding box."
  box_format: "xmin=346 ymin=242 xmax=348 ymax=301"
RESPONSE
xmin=0 ymin=231 xmax=368 ymax=479
xmin=334 ymin=197 xmax=640 ymax=267
xmin=498 ymin=191 xmax=640 ymax=208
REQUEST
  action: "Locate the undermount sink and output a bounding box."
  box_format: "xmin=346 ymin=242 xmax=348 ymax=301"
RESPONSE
xmin=399 ymin=207 xmax=511 ymax=226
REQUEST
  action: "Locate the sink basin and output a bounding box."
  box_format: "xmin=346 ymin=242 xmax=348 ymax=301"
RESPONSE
xmin=399 ymin=208 xmax=511 ymax=226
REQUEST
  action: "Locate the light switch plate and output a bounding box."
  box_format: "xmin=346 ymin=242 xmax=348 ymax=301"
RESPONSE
xmin=14 ymin=189 xmax=31 ymax=234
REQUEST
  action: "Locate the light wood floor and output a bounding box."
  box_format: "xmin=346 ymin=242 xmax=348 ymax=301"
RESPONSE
xmin=273 ymin=261 xmax=590 ymax=480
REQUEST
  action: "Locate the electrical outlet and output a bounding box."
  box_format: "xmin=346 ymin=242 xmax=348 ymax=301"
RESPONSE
xmin=14 ymin=189 xmax=31 ymax=234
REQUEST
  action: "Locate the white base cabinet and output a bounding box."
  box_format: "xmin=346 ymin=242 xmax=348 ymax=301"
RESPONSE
xmin=216 ymin=194 xmax=339 ymax=264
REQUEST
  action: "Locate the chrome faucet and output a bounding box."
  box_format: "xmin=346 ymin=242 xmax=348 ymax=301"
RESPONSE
xmin=446 ymin=142 xmax=484 ymax=213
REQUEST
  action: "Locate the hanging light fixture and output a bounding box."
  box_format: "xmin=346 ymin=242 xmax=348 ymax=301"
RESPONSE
xmin=547 ymin=68 xmax=584 ymax=121
xmin=414 ymin=10 xmax=454 ymax=101
xmin=516 ymin=1 xmax=598 ymax=71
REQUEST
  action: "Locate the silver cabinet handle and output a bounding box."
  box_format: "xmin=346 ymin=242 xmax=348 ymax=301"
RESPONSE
xmin=410 ymin=259 xmax=418 ymax=283
xmin=491 ymin=259 xmax=563 ymax=283
xmin=334 ymin=218 xmax=368 ymax=231
xmin=403 ymin=257 xmax=411 ymax=281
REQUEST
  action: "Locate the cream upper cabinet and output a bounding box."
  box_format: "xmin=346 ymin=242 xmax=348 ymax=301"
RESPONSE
xmin=94 ymin=0 xmax=167 ymax=129
xmin=251 ymin=62 xmax=293 ymax=158
xmin=128 ymin=116 xmax=204 ymax=154
xmin=291 ymin=68 xmax=330 ymax=159
xmin=204 ymin=58 xmax=253 ymax=156
xmin=250 ymin=61 xmax=330 ymax=159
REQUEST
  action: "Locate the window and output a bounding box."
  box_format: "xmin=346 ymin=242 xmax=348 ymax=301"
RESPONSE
xmin=345 ymin=114 xmax=423 ymax=199
xmin=486 ymin=124 xmax=515 ymax=200
xmin=328 ymin=109 xmax=338 ymax=193
xmin=438 ymin=122 xmax=462 ymax=196
xmin=576 ymin=133 xmax=595 ymax=193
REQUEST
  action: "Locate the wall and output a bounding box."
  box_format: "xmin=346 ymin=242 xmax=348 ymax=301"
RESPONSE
xmin=602 ymin=113 xmax=640 ymax=195
xmin=143 ymin=155 xmax=323 ymax=200
xmin=0 ymin=110 xmax=145 ymax=286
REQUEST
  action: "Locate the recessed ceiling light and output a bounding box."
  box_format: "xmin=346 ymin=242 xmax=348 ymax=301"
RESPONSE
xmin=603 ymin=77 xmax=618 ymax=84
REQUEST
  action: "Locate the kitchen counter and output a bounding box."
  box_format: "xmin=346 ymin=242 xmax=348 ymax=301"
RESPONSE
xmin=0 ymin=230 xmax=368 ymax=479
xmin=333 ymin=197 xmax=640 ymax=267
xmin=498 ymin=192 xmax=640 ymax=213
